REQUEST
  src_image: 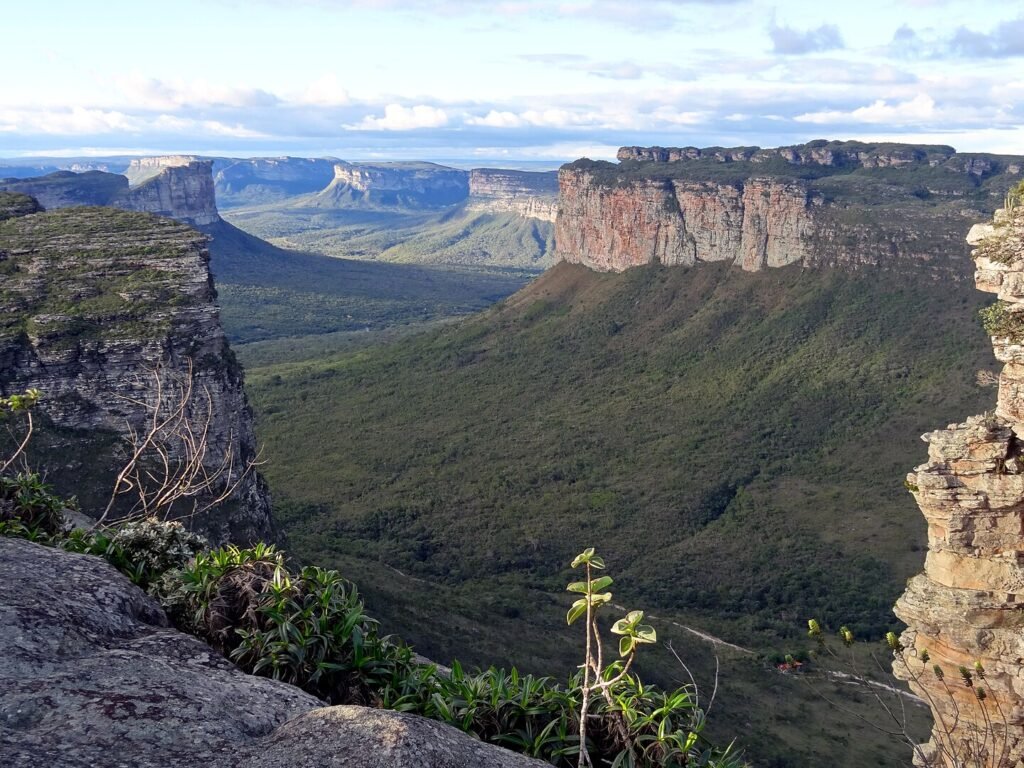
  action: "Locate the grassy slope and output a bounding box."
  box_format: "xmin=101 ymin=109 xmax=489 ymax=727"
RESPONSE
xmin=242 ymin=259 xmax=992 ymax=764
xmin=222 ymin=204 xmax=554 ymax=268
xmin=202 ymin=220 xmax=536 ymax=343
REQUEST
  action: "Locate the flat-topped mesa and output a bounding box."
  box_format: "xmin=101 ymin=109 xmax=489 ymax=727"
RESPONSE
xmin=312 ymin=161 xmax=469 ymax=208
xmin=124 ymin=160 xmax=221 ymax=226
xmin=466 ymin=169 xmax=559 ymax=222
xmin=0 ymin=206 xmax=272 ymax=544
xmin=893 ymin=200 xmax=1024 ymax=766
xmin=556 ymin=141 xmax=1023 ymax=276
xmin=616 ymin=140 xmax=1021 ymax=173
xmin=123 ymin=155 xmax=200 ymax=186
xmin=213 ymin=157 xmax=338 ymax=207
xmin=0 ymin=159 xmax=222 ymax=227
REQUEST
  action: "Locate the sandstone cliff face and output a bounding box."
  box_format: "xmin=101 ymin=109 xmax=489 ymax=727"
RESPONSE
xmin=466 ymin=169 xmax=559 ymax=222
xmin=312 ymin=161 xmax=469 ymax=208
xmin=0 ymin=160 xmax=222 ymax=227
xmin=893 ymin=204 xmax=1024 ymax=766
xmin=555 ymin=170 xmax=816 ymax=272
xmin=556 ymin=142 xmax=1021 ymax=275
xmin=123 ymin=155 xmax=199 ymax=186
xmin=0 ymin=537 xmax=547 ymax=768
xmin=0 ymin=204 xmax=271 ymax=544
xmin=124 ymin=161 xmax=221 ymax=226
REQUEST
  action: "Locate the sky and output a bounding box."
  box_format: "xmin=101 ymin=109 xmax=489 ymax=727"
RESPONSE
xmin=1 ymin=0 xmax=1022 ymax=162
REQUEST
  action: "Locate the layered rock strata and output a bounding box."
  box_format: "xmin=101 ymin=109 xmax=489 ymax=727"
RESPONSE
xmin=893 ymin=204 xmax=1024 ymax=766
xmin=467 ymin=169 xmax=559 ymax=222
xmin=0 ymin=159 xmax=221 ymax=227
xmin=555 ymin=172 xmax=815 ymax=272
xmin=0 ymin=537 xmax=547 ymax=768
xmin=312 ymin=161 xmax=469 ymax=208
xmin=556 ymin=142 xmax=1022 ymax=275
xmin=0 ymin=204 xmax=271 ymax=544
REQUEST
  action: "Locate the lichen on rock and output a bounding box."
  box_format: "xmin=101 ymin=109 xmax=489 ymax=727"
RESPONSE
xmin=0 ymin=537 xmax=548 ymax=768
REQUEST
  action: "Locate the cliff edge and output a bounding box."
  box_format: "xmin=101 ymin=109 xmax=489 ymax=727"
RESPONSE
xmin=556 ymin=141 xmax=1022 ymax=277
xmin=0 ymin=537 xmax=547 ymax=768
xmin=894 ymin=201 xmax=1024 ymax=765
xmin=0 ymin=159 xmax=221 ymax=227
xmin=0 ymin=203 xmax=271 ymax=543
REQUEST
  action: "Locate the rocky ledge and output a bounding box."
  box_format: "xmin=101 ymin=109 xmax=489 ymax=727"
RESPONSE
xmin=894 ymin=203 xmax=1024 ymax=766
xmin=0 ymin=204 xmax=271 ymax=543
xmin=0 ymin=537 xmax=546 ymax=768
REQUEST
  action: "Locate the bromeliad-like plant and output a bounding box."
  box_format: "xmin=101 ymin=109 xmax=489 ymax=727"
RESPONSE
xmin=568 ymin=547 xmax=659 ymax=768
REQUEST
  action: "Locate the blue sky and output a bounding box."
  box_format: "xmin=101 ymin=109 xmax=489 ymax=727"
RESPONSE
xmin=2 ymin=0 xmax=1022 ymax=161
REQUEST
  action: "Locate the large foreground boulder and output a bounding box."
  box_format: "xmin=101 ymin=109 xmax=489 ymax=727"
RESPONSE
xmin=0 ymin=538 xmax=547 ymax=768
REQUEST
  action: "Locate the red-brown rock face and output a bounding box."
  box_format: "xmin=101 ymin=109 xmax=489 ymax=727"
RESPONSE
xmin=554 ymin=169 xmax=813 ymax=272
xmin=894 ymin=205 xmax=1024 ymax=766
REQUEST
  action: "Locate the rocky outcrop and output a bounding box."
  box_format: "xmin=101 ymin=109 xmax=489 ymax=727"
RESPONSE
xmin=0 ymin=171 xmax=128 ymax=210
xmin=0 ymin=192 xmax=42 ymax=221
xmin=0 ymin=537 xmax=548 ymax=768
xmin=467 ymin=169 xmax=559 ymax=222
xmin=893 ymin=204 xmax=1024 ymax=766
xmin=214 ymin=157 xmax=338 ymax=208
xmin=556 ymin=142 xmax=1022 ymax=275
xmin=616 ymin=140 xmax=1020 ymax=175
xmin=123 ymin=155 xmax=199 ymax=186
xmin=0 ymin=206 xmax=271 ymax=544
xmin=124 ymin=160 xmax=221 ymax=226
xmin=311 ymin=162 xmax=469 ymax=209
xmin=556 ymin=172 xmax=815 ymax=272
xmin=0 ymin=160 xmax=221 ymax=227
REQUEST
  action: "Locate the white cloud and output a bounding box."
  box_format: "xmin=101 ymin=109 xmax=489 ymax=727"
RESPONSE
xmin=113 ymin=75 xmax=279 ymax=111
xmin=347 ymin=104 xmax=450 ymax=131
xmin=0 ymin=107 xmax=140 ymax=135
xmin=467 ymin=110 xmax=527 ymax=128
xmin=795 ymin=94 xmax=937 ymax=125
xmin=298 ymin=74 xmax=351 ymax=107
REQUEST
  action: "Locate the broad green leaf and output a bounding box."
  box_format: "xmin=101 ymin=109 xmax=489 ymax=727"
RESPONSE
xmin=567 ymin=599 xmax=588 ymax=625
xmin=625 ymin=610 xmax=644 ymax=624
xmin=589 ymin=556 xmax=606 ymax=569
xmin=619 ymin=635 xmax=634 ymax=656
xmin=590 ymin=576 xmax=613 ymax=591
xmin=571 ymin=548 xmax=595 ymax=568
xmin=566 ymin=581 xmax=588 ymax=594
xmin=610 ymin=618 xmax=629 ymax=635
xmin=636 ymin=625 xmax=657 ymax=643
xmin=590 ymin=592 xmax=612 ymax=605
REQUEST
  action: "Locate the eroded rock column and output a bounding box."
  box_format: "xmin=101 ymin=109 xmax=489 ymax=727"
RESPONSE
xmin=894 ymin=205 xmax=1024 ymax=767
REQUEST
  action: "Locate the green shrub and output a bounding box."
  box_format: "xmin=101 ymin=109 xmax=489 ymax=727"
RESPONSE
xmin=0 ymin=472 xmax=70 ymax=537
xmin=980 ymin=301 xmax=1024 ymax=342
xmin=61 ymin=517 xmax=206 ymax=591
xmin=160 ymin=543 xmax=415 ymax=705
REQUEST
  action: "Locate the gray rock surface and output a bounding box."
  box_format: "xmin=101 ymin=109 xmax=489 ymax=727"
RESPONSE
xmin=0 ymin=538 xmax=549 ymax=768
xmin=0 ymin=206 xmax=272 ymax=543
